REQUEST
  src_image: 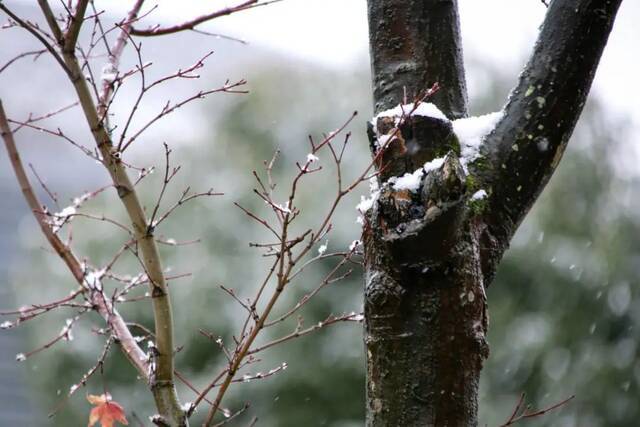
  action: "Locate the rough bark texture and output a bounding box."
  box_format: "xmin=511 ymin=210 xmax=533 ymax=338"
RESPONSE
xmin=364 ymin=0 xmax=622 ymax=426
xmin=368 ymin=0 xmax=468 ymax=118
xmin=473 ymin=0 xmax=623 ymax=283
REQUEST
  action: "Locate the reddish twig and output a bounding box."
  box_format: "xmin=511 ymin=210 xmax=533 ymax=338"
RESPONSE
xmin=498 ymin=393 xmax=575 ymax=426
xmin=129 ymin=0 xmax=284 ymax=37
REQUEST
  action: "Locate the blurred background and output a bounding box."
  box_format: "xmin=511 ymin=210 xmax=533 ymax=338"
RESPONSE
xmin=1 ymin=0 xmax=639 ymax=426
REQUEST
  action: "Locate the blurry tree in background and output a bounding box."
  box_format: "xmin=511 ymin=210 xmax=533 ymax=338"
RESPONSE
xmin=0 ymin=2 xmax=369 ymax=426
xmin=1 ymin=1 xmax=638 ymax=427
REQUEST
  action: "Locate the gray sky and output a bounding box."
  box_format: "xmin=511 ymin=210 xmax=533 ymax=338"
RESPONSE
xmin=4 ymin=0 xmax=638 ymax=162
xmin=114 ymin=0 xmax=639 ymax=125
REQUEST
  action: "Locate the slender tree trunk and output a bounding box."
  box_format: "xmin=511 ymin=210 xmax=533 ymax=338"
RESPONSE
xmin=363 ymin=0 xmax=622 ymax=425
xmin=364 ymin=2 xmax=487 ymax=425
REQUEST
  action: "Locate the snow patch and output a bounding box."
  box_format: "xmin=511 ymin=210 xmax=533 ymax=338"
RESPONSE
xmin=388 ymin=157 xmax=445 ymax=192
xmin=372 ymin=102 xmax=448 ymax=134
xmin=356 ymin=192 xmax=378 ymax=215
xmin=100 ymin=64 xmax=117 ymax=84
xmin=0 ymin=321 xmax=14 ymax=329
xmin=375 ymin=102 xmax=448 ymax=123
xmin=470 ymin=189 xmax=488 ymax=201
xmin=452 ymin=111 xmax=503 ymax=167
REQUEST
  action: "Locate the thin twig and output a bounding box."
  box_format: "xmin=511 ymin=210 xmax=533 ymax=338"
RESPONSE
xmin=498 ymin=393 xmax=575 ymax=426
xmin=130 ymin=0 xmax=284 ymax=37
xmin=0 ymin=4 xmax=72 ymax=77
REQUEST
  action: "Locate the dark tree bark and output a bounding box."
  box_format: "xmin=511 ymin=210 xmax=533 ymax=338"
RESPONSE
xmin=363 ymin=1 xmax=622 ymax=426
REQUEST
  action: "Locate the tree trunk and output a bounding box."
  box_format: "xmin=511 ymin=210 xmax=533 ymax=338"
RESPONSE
xmin=363 ymin=0 xmax=622 ymax=425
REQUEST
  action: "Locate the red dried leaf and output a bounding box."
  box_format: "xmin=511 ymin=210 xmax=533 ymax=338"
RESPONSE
xmin=87 ymin=393 xmax=129 ymax=427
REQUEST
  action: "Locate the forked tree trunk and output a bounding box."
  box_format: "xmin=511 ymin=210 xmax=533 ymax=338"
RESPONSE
xmin=363 ymin=0 xmax=622 ymax=425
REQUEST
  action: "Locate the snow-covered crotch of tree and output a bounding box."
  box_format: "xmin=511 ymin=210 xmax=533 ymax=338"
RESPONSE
xmin=362 ymin=0 xmax=622 ymax=426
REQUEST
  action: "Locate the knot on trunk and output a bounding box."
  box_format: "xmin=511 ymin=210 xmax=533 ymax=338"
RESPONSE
xmin=364 ymin=105 xmax=470 ymax=271
xmin=369 ymin=111 xmax=460 ymax=182
xmin=378 ymin=154 xmax=467 ymax=267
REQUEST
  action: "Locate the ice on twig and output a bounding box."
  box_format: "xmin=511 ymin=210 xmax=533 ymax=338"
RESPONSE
xmin=84 ymin=268 xmax=106 ymax=290
xmin=0 ymin=321 xmax=14 ymax=329
xmin=61 ymin=318 xmax=74 ymax=341
xmin=50 ymin=205 xmax=76 ymax=233
xmin=317 ymin=240 xmax=328 ymax=255
xmin=100 ymin=64 xmax=117 ymax=84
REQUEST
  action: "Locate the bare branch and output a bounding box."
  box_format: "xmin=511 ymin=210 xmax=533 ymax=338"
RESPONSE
xmin=121 ymin=79 xmax=247 ymax=151
xmin=130 ymin=0 xmax=284 ymax=37
xmin=249 ymin=312 xmax=362 ymax=355
xmin=0 ymin=100 xmax=149 ymax=379
xmin=0 ymin=49 xmax=46 ymax=74
xmin=0 ymin=4 xmax=72 ymax=77
xmin=498 ymin=393 xmax=575 ymax=426
xmin=63 ymin=0 xmax=90 ymax=54
xmin=36 ymin=0 xmax=63 ymax=44
xmin=472 ymin=0 xmax=623 ymax=283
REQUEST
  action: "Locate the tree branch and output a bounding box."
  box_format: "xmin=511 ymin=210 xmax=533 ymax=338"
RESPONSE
xmin=36 ymin=0 xmax=63 ymax=44
xmin=0 ymin=4 xmax=72 ymax=78
xmin=472 ymin=0 xmax=623 ymax=280
xmin=33 ymin=1 xmax=187 ymax=424
xmin=63 ymin=0 xmax=89 ymax=54
xmin=0 ymin=99 xmax=149 ymax=379
xmin=129 ymin=0 xmax=283 ymax=37
xmin=367 ymin=0 xmax=468 ymax=117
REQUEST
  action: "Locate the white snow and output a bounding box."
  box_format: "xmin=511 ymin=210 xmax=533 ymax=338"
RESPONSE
xmin=388 ymin=157 xmax=445 ymax=192
xmin=388 ymin=169 xmax=423 ymax=192
xmin=356 ymin=188 xmax=379 ymax=225
xmin=100 ymin=64 xmax=117 ymax=84
xmin=57 ymin=206 xmax=77 ymax=217
xmin=452 ymin=111 xmax=503 ymax=167
xmin=317 ymin=241 xmax=328 ymax=255
xmin=0 ymin=321 xmax=14 ymax=329
xmin=374 ymin=102 xmax=448 ymax=123
xmin=355 ymin=157 xmax=446 ymax=224
xmin=356 ymin=180 xmax=381 ymax=214
xmin=61 ymin=318 xmax=74 ymax=341
xmin=349 ymin=240 xmax=361 ymax=251
xmin=372 ymin=102 xmax=449 ymax=135
xmin=349 ymin=311 xmax=365 ymax=321
xmin=84 ymin=268 xmax=106 ymax=290
xmin=536 ymin=137 xmax=549 ymax=152
xmin=51 ymin=205 xmax=77 ymax=233
xmin=470 ymin=189 xmax=488 ymax=201
xmin=15 ymin=353 xmax=26 ymax=362
xmin=368 ymin=177 xmax=379 ymax=193
xmin=306 ymin=153 xmax=319 ymax=163
xmin=356 ymin=192 xmax=378 ymax=214
xmin=375 ymin=134 xmax=395 ymax=149
xmin=274 ymin=201 xmax=292 ymax=214
xmin=356 ymin=109 xmax=503 ymax=227
xmin=423 ymin=157 xmax=446 ymax=173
